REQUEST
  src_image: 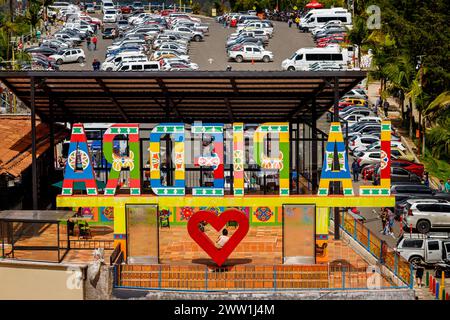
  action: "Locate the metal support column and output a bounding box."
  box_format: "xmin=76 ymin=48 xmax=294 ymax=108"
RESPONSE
xmin=333 ymin=76 xmax=340 ymax=240
xmin=49 ymin=97 xmax=56 ymax=209
xmin=311 ymin=99 xmax=318 ymax=193
xmin=295 ymin=122 xmax=300 ymax=194
xmin=30 ymin=77 xmax=38 ymax=210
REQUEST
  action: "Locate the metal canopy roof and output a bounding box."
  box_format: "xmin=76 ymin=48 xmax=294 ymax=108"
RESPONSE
xmin=0 ymin=71 xmax=366 ymax=123
xmin=0 ymin=210 xmax=74 ymax=222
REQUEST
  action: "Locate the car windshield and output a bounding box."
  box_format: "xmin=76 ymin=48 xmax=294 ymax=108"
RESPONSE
xmin=105 ymin=10 xmax=116 ymax=14
xmin=56 ymin=50 xmax=67 ymax=55
xmin=118 ymin=21 xmax=128 ymax=25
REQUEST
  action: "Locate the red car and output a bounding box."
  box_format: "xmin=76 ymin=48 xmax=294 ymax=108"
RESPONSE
xmin=120 ymin=5 xmax=132 ymax=14
xmin=316 ymin=34 xmax=346 ymax=44
xmin=391 ymin=159 xmax=425 ymax=177
xmin=316 ymin=38 xmax=346 ymax=48
xmin=361 ymin=164 xmax=377 ymax=180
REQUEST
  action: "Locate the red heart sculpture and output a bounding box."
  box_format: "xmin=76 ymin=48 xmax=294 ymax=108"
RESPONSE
xmin=187 ymin=209 xmax=249 ymax=267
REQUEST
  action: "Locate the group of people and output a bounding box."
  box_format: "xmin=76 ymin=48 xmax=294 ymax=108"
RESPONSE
xmin=438 ymin=178 xmax=450 ymax=193
xmin=86 ymin=35 xmax=98 ymax=51
xmin=379 ymin=207 xmax=396 ymax=237
xmin=287 ymin=13 xmax=303 ymax=29
xmin=374 ymin=96 xmax=391 ymax=118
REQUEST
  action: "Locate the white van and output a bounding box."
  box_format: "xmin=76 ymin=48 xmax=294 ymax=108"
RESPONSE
xmin=281 ymin=47 xmax=347 ymax=71
xmin=101 ymin=53 xmax=148 ymax=71
xmin=116 ymin=60 xmax=161 ymax=71
xmin=300 ymin=8 xmax=351 ymax=32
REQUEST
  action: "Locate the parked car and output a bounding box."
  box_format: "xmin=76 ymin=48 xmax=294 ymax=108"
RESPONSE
xmin=404 ymin=202 xmax=450 ymax=233
xmin=49 ymin=48 xmax=85 ymax=64
xmin=373 ymin=167 xmax=422 ymax=185
xmin=339 ymin=98 xmax=368 ymax=108
xmin=115 ymin=60 xmax=161 ymax=71
xmin=343 ymin=88 xmax=368 ymax=100
xmin=391 ymin=147 xmax=415 ymax=162
xmin=132 ymin=1 xmax=145 ymax=13
xmin=120 ymin=4 xmax=132 ymax=14
xmin=25 ymin=46 xmax=58 ymax=56
xmin=103 ymin=9 xmax=120 ymax=23
xmin=103 ymin=26 xmax=119 ymax=39
xmin=391 ymin=159 xmax=425 ymax=177
xmin=349 ymin=135 xmax=379 ymax=154
xmin=396 ymin=233 xmax=450 ymax=265
xmin=228 ymin=45 xmax=273 ymax=63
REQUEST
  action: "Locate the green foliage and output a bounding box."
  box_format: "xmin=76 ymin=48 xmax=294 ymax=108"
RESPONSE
xmin=191 ymin=2 xmax=201 ymax=14
xmin=421 ymin=148 xmax=450 ymax=180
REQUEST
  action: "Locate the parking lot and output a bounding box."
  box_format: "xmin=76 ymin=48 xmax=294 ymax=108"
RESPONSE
xmin=59 ymin=15 xmax=314 ymax=71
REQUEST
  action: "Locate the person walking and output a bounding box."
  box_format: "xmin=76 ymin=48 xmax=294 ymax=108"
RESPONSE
xmin=378 ymin=208 xmax=387 ymax=234
xmin=92 ymin=59 xmax=100 ymax=71
xmin=92 ymin=35 xmax=97 ymax=50
xmin=386 ymin=207 xmax=395 ymax=237
xmin=288 ymin=17 xmax=292 ymax=28
xmin=423 ymin=171 xmax=429 ymax=187
xmin=294 ymin=16 xmax=300 ymax=29
xmin=86 ymin=36 xmax=91 ymax=51
xmin=415 ymin=263 xmax=425 ymax=287
xmin=351 ymin=159 xmax=360 ymax=182
xmin=383 ymin=100 xmax=390 ymax=118
xmin=438 ymin=179 xmax=445 ymax=192
xmin=445 ymin=178 xmax=450 ymax=193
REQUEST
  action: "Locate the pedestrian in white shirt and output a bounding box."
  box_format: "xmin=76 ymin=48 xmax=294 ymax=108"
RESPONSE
xmin=216 ymin=229 xmax=229 ymax=249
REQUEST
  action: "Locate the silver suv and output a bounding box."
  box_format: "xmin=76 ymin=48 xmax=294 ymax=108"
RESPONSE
xmin=405 ymin=201 xmax=450 ymax=233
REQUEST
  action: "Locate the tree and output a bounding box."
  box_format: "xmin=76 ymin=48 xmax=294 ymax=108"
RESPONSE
xmin=25 ymin=0 xmax=43 ymax=38
xmin=346 ymin=15 xmax=368 ymax=68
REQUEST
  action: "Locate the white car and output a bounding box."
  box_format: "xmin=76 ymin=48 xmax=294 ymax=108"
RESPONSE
xmin=343 ymin=88 xmax=368 ymax=100
xmin=349 ymin=135 xmax=379 ymax=153
xmin=364 ymin=140 xmax=406 ymax=152
xmin=158 ymin=43 xmax=188 ymax=55
xmin=405 ymin=202 xmax=450 ymax=234
xmin=228 ymin=45 xmax=273 ymax=63
xmin=153 ymin=40 xmax=188 ymax=52
xmin=150 ymin=50 xmax=190 ymax=62
xmin=342 ymin=113 xmax=365 ymax=127
xmin=103 ymin=9 xmax=120 ymax=23
xmin=311 ymin=20 xmax=343 ymax=35
xmin=356 ymin=150 xmax=382 ymax=167
xmin=160 ymin=58 xmax=199 ymax=71
xmin=50 ymin=48 xmax=85 ymax=65
xmin=102 ymin=1 xmax=115 ymax=13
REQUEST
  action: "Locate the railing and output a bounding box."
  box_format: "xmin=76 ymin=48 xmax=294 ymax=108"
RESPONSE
xmin=114 ymin=264 xmax=401 ymax=292
xmin=339 ymin=211 xmax=413 ymax=288
xmin=59 ymin=239 xmax=114 ymax=250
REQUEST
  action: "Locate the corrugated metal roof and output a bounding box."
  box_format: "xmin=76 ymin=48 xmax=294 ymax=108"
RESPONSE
xmin=0 ymin=71 xmax=366 ymax=123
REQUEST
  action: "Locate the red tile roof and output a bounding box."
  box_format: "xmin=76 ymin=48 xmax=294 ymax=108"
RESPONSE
xmin=0 ymin=115 xmax=68 ymax=177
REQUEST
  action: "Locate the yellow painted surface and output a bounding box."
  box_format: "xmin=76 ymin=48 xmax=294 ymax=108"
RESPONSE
xmin=57 ymin=195 xmax=394 ymax=209
xmin=316 ymin=207 xmax=329 ymax=235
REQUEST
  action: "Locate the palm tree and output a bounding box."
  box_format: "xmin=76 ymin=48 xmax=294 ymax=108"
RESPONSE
xmin=42 ymin=0 xmax=55 ymax=21
xmin=422 ymin=91 xmax=450 ymax=159
xmin=25 ymin=0 xmax=43 ymax=40
xmin=346 ymin=15 xmax=367 ymax=68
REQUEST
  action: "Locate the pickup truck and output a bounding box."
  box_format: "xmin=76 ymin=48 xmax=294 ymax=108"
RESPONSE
xmin=395 ymin=233 xmax=450 ymax=265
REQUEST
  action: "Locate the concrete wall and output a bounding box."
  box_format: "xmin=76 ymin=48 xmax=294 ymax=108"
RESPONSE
xmin=123 ymin=289 xmax=415 ymax=300
xmin=0 ymin=260 xmax=86 ymax=300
